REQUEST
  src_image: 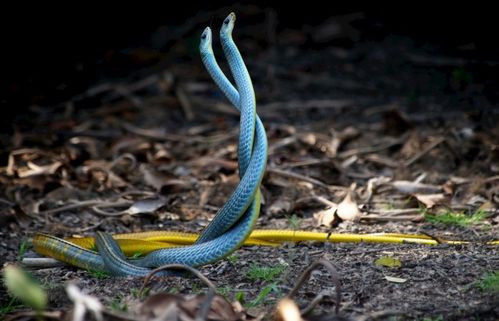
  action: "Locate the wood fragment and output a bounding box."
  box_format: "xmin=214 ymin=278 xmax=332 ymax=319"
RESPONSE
xmin=267 ymin=167 xmax=346 ymax=191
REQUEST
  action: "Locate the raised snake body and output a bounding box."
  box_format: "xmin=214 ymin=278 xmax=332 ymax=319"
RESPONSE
xmin=33 ymin=12 xmax=268 ymax=276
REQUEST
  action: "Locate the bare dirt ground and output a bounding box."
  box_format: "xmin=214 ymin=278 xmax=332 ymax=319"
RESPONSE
xmin=1 ymin=7 xmax=498 ymax=321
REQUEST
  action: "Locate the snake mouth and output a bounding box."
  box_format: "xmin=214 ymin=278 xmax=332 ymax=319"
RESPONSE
xmin=225 ymin=12 xmax=236 ymax=24
xmin=221 ymin=12 xmax=236 ymax=35
xmin=201 ymin=27 xmax=211 ymax=41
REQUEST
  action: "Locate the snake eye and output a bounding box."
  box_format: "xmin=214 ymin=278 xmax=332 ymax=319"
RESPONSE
xmin=224 ymin=18 xmax=230 ymax=25
xmin=201 ymin=34 xmax=207 ymax=40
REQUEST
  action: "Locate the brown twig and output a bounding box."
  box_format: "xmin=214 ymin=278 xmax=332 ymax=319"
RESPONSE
xmin=6 ymin=311 xmax=62 ymax=321
xmin=404 ymin=137 xmax=445 ymax=166
xmin=287 ymin=259 xmax=341 ymax=315
xmin=140 ymin=264 xmax=217 ymax=297
xmin=337 ymin=138 xmax=405 ymax=159
xmin=267 ymin=167 xmax=346 ymax=191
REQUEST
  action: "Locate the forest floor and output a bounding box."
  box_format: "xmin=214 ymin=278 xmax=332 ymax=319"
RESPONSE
xmin=1 ymin=7 xmax=498 ymax=321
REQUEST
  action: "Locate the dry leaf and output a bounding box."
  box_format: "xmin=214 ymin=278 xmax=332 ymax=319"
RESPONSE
xmin=314 ymin=205 xmax=338 ymax=227
xmin=384 ymin=275 xmax=407 ymax=283
xmin=268 ymin=198 xmax=293 ymax=216
xmin=413 ymin=193 xmax=448 ymax=208
xmin=274 ymin=298 xmax=302 ymax=321
xmin=141 ymin=292 xmax=242 ymax=321
xmin=17 ymin=161 xmax=63 ymax=178
xmin=125 ymin=197 xmax=167 ymax=215
xmin=375 ymin=256 xmax=402 ymax=268
xmin=336 ymin=185 xmax=362 ymax=221
xmin=140 ymin=293 xmax=181 ymax=319
xmin=390 ymin=180 xmax=442 ymax=194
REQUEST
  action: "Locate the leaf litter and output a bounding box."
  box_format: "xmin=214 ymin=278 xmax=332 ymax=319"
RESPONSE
xmin=1 ymin=7 xmax=498 ymax=321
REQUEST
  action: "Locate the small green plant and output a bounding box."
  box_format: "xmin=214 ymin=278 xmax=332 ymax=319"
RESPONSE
xmin=246 ymin=264 xmax=287 ymax=282
xmin=87 ymin=270 xmax=110 ymax=279
xmin=168 ymin=286 xmax=180 ymax=294
xmin=217 ymin=286 xmax=232 ymax=299
xmin=247 ymin=283 xmax=279 ymax=307
xmin=0 ymin=298 xmax=25 ymax=318
xmin=17 ymin=240 xmax=29 ymax=261
xmin=234 ymin=291 xmax=245 ymax=304
xmin=131 ymin=287 xmax=149 ymax=299
xmin=191 ymin=283 xmax=202 ymax=294
xmin=110 ymin=295 xmax=128 ymax=312
xmin=424 ymin=209 xmax=487 ymax=227
xmin=287 ymin=214 xmax=301 ymax=230
xmin=476 ymin=271 xmax=499 ymax=292
xmin=226 ymin=254 xmax=238 ymax=264
xmin=422 ymin=316 xmax=443 ymax=321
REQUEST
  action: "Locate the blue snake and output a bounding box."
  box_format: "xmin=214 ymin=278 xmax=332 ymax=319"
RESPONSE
xmin=33 ymin=12 xmax=268 ymax=276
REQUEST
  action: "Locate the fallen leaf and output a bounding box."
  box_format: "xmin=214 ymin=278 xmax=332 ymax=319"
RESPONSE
xmin=141 ymin=292 xmax=242 ymax=321
xmin=336 ymin=185 xmax=362 ymax=221
xmin=268 ymin=198 xmax=293 ymax=216
xmin=390 ymin=180 xmax=442 ymax=194
xmin=125 ymin=197 xmax=168 ymax=215
xmin=412 ymin=193 xmax=448 ymax=209
xmin=274 ymin=298 xmax=302 ymax=321
xmin=140 ymin=293 xmax=181 ymax=319
xmin=375 ymin=256 xmax=402 ymax=268
xmin=17 ymin=161 xmax=63 ymax=178
xmin=314 ymin=205 xmax=338 ymax=227
xmin=384 ymin=275 xmax=407 ymax=283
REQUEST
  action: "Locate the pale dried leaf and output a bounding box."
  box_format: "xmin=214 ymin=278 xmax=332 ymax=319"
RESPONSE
xmin=314 ymin=206 xmax=338 ymax=227
xmin=413 ymin=193 xmax=448 ymax=208
xmin=390 ymin=180 xmax=442 ymax=194
xmin=336 ymin=187 xmax=362 ymax=221
xmin=384 ymin=275 xmax=407 ymax=283
xmin=268 ymin=198 xmax=293 ymax=216
xmin=18 ymin=161 xmax=63 ymax=178
xmin=125 ymin=197 xmax=168 ymax=215
xmin=66 ymin=283 xmax=103 ymax=321
xmin=274 ymin=298 xmax=302 ymax=321
xmin=299 ymin=133 xmax=316 ymax=146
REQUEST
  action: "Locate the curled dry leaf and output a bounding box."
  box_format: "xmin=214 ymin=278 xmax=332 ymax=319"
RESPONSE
xmin=313 ymin=203 xmax=338 ymax=227
xmin=336 ymin=186 xmax=362 ymax=222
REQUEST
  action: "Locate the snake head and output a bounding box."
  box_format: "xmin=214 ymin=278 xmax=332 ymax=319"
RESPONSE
xmin=220 ymin=12 xmax=236 ymax=39
xmin=200 ymin=27 xmax=213 ymax=54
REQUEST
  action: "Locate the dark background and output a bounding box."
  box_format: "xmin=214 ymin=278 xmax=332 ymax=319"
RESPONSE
xmin=1 ymin=4 xmax=497 ymax=131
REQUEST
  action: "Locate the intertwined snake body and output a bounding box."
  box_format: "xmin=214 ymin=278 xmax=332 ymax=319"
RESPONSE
xmin=33 ymin=12 xmax=268 ymax=276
